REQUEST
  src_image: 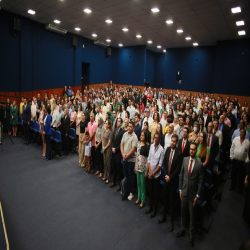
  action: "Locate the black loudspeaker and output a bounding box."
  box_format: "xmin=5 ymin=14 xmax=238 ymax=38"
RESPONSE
xmin=14 ymin=18 xmax=21 ymax=31
xmin=72 ymin=36 xmax=77 ymax=47
xmin=106 ymin=47 xmax=111 ymax=56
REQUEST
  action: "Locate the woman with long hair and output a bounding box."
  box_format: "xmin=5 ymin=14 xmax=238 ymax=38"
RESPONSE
xmin=135 ymin=103 xmax=142 ymax=118
xmin=142 ymin=121 xmax=151 ymax=145
xmin=102 ymin=119 xmax=113 ymax=184
xmin=117 ymin=104 xmax=122 ymax=119
xmin=139 ymin=98 xmax=144 ymax=114
xmin=156 ymin=123 xmax=164 ymax=147
xmin=70 ymin=105 xmax=77 ymax=130
xmin=198 ymin=117 xmax=206 ymax=133
xmin=39 ymin=104 xmax=46 ymax=157
xmin=121 ymin=104 xmax=126 ymax=121
xmin=10 ymin=100 xmax=18 ymax=137
xmin=150 ymin=112 xmax=160 ymax=143
xmin=76 ymin=105 xmax=83 ymax=148
xmin=191 ymin=111 xmax=197 ymax=126
xmin=189 ymin=121 xmax=199 ymax=143
xmin=185 ymin=116 xmax=193 ymax=133
xmin=196 ymin=131 xmax=210 ymax=167
xmin=79 ymin=113 xmax=88 ymax=167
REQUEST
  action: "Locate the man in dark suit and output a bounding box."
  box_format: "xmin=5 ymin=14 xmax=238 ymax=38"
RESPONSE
xmin=203 ymin=106 xmax=212 ymax=129
xmin=22 ymin=98 xmax=31 ymax=144
xmin=61 ymin=108 xmax=70 ymax=156
xmin=219 ymin=115 xmax=230 ymax=153
xmin=176 ymin=142 xmax=204 ymax=247
xmin=112 ymin=110 xmax=118 ymax=131
xmin=158 ymin=134 xmax=183 ymax=232
xmin=177 ymin=127 xmax=190 ymax=158
xmin=207 ymin=122 xmax=219 ymax=171
xmin=110 ymin=118 xmax=125 ymax=191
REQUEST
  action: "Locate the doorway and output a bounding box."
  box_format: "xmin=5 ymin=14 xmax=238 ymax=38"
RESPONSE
xmin=82 ymin=62 xmax=90 ymax=91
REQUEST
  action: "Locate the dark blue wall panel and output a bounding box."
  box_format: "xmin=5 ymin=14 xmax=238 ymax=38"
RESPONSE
xmin=154 ymin=53 xmax=165 ymax=88
xmin=145 ymin=50 xmax=155 ymax=86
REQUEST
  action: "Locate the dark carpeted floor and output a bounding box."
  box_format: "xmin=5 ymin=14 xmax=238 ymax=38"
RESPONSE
xmin=0 ymin=134 xmax=249 ymax=250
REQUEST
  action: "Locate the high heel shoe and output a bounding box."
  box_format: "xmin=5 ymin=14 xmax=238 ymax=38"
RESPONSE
xmin=98 ymin=173 xmax=102 ymax=178
xmin=102 ymin=177 xmax=106 ymax=181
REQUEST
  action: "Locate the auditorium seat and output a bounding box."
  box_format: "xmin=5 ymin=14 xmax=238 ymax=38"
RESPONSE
xmin=69 ymin=128 xmax=77 ymax=152
xmin=51 ymin=130 xmax=62 ymax=156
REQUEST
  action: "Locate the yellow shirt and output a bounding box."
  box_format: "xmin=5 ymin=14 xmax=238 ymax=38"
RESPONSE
xmin=150 ymin=121 xmax=158 ymax=142
xmin=20 ymin=102 xmax=24 ymax=115
xmin=163 ymin=125 xmax=169 ymax=135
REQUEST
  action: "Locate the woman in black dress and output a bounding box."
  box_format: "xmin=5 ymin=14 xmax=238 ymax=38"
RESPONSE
xmin=4 ymin=98 xmax=11 ymax=135
xmin=243 ymin=163 xmax=250 ymax=226
xmin=142 ymin=121 xmax=151 ymax=145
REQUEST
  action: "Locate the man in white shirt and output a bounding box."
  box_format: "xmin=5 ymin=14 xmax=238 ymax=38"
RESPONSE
xmin=126 ymin=99 xmax=135 ymax=120
xmin=31 ymin=98 xmax=37 ymax=120
xmin=160 ymin=110 xmax=168 ymax=131
xmin=164 ymin=123 xmax=174 ymax=150
xmin=176 ymin=116 xmax=185 ymax=141
xmin=95 ymin=106 xmax=103 ymax=124
xmin=141 ymin=108 xmax=153 ymax=130
xmin=230 ymin=128 xmax=249 ymax=194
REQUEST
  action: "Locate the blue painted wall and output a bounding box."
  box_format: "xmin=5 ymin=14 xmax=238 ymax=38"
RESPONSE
xmin=145 ymin=50 xmax=156 ymax=86
xmin=154 ymin=53 xmax=165 ymax=88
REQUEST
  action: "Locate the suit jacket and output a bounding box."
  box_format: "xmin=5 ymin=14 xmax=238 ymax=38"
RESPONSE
xmin=207 ymin=134 xmax=219 ymax=170
xmin=111 ymin=127 xmax=125 ymax=158
xmin=177 ymin=139 xmax=190 ymax=158
xmin=43 ymin=114 xmax=52 ymax=135
xmin=162 ymin=148 xmax=183 ymax=187
xmin=204 ymin=115 xmax=212 ymax=129
xmin=22 ymin=104 xmax=31 ymax=123
xmin=179 ymin=157 xmax=204 ymax=200
xmin=221 ymin=123 xmax=230 ymax=152
xmin=61 ymin=116 xmax=70 ymax=134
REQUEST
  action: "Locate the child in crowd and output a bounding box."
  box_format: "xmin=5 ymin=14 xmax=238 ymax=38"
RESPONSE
xmin=84 ymin=132 xmax=92 ymax=174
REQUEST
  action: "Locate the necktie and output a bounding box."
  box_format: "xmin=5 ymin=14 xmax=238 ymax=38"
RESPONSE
xmin=219 ymin=124 xmax=221 ymax=130
xmin=188 ymin=159 xmax=193 ymax=177
xmin=182 ymin=140 xmax=185 ymax=153
xmin=168 ymin=150 xmax=174 ymax=175
xmin=207 ymin=135 xmax=211 ymax=147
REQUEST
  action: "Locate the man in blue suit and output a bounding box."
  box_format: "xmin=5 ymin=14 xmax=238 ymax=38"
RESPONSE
xmin=22 ymin=98 xmax=31 ymax=144
xmin=43 ymin=107 xmax=52 ymax=161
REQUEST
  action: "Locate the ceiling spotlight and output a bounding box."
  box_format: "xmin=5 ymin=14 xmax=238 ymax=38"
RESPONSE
xmin=236 ymin=20 xmax=244 ymax=26
xmin=118 ymin=44 xmax=123 ymax=47
xmin=193 ymin=43 xmax=198 ymax=46
xmin=27 ymin=9 xmax=36 ymax=15
xmin=84 ymin=8 xmax=92 ymax=13
xmin=163 ymin=50 xmax=166 ymax=53
xmin=75 ymin=27 xmax=81 ymax=31
xmin=106 ymin=19 xmax=113 ymax=23
xmin=151 ymin=8 xmax=160 ymax=13
xmin=238 ymin=30 xmax=246 ymax=36
xmin=231 ymin=7 xmax=241 ymax=13
xmin=122 ymin=28 xmax=129 ymax=32
xmin=157 ymin=45 xmax=161 ymax=49
xmin=106 ymin=39 xmax=111 ymax=42
xmin=136 ymin=35 xmax=142 ymax=38
xmin=185 ymin=37 xmax=191 ymax=40
xmin=177 ymin=29 xmax=183 ymax=33
xmin=147 ymin=40 xmax=153 ymax=44
xmin=54 ymin=20 xmax=61 ymax=24
xmin=92 ymin=33 xmax=97 ymax=37
xmin=166 ymin=20 xmax=173 ymax=24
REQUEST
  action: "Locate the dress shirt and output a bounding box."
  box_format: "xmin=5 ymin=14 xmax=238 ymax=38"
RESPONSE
xmin=231 ymin=128 xmax=250 ymax=142
xmin=147 ymin=143 xmax=165 ymax=178
xmin=203 ymin=114 xmax=208 ymax=126
xmin=160 ymin=117 xmax=167 ymax=131
xmin=180 ymin=138 xmax=187 ymax=151
xmin=82 ymin=102 xmax=87 ymax=112
xmin=31 ymin=103 xmax=37 ymax=120
xmin=176 ymin=126 xmax=184 ymax=140
xmin=52 ymin=110 xmax=64 ymax=127
xmin=231 ymin=109 xmax=237 ymax=119
xmin=164 ymin=133 xmax=173 ymax=150
xmin=127 ymin=105 xmax=135 ymax=120
xmin=141 ymin=116 xmax=153 ymax=131
xmin=207 ymin=133 xmax=212 ymax=149
xmin=95 ymin=113 xmax=103 ymax=124
xmin=230 ymin=137 xmax=249 ymax=162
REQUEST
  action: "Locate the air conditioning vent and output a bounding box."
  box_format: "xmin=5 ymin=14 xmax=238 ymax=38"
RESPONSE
xmin=94 ymin=40 xmax=110 ymax=48
xmin=45 ymin=24 xmax=67 ymax=35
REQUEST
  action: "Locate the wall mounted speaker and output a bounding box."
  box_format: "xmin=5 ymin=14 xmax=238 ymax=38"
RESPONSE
xmin=14 ymin=18 xmax=21 ymax=31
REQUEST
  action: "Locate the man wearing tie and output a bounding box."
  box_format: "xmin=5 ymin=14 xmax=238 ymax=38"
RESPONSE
xmin=158 ymin=134 xmax=183 ymax=232
xmin=22 ymin=98 xmax=31 ymax=145
xmin=112 ymin=110 xmax=118 ymax=131
xmin=176 ymin=142 xmax=204 ymax=247
xmin=110 ymin=118 xmax=125 ymax=191
xmin=177 ymin=127 xmax=190 ymax=158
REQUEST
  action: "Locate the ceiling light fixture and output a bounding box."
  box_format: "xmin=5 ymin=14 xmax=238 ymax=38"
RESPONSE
xmin=238 ymin=30 xmax=246 ymax=36
xmin=147 ymin=40 xmax=153 ymax=44
xmin=136 ymin=35 xmax=142 ymax=38
xmin=106 ymin=39 xmax=111 ymax=42
xmin=177 ymin=29 xmax=183 ymax=33
xmin=84 ymin=8 xmax=92 ymax=13
xmin=185 ymin=37 xmax=191 ymax=40
xmin=118 ymin=44 xmax=123 ymax=47
xmin=157 ymin=45 xmax=161 ymax=49
xmin=193 ymin=43 xmax=198 ymax=46
xmin=75 ymin=27 xmax=81 ymax=31
xmin=236 ymin=20 xmax=244 ymax=26
xmin=151 ymin=8 xmax=160 ymax=13
xmin=27 ymin=9 xmax=36 ymax=15
xmin=163 ymin=50 xmax=166 ymax=53
xmin=106 ymin=19 xmax=113 ymax=23
xmin=92 ymin=33 xmax=97 ymax=37
xmin=122 ymin=28 xmax=129 ymax=32
xmin=54 ymin=20 xmax=61 ymax=24
xmin=231 ymin=7 xmax=241 ymax=13
xmin=166 ymin=20 xmax=173 ymax=24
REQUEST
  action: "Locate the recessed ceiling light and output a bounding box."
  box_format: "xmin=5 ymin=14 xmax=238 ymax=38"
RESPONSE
xmin=54 ymin=20 xmax=61 ymax=24
xmin=75 ymin=27 xmax=81 ymax=31
xmin=236 ymin=20 xmax=245 ymax=26
xmin=151 ymin=8 xmax=160 ymax=13
xmin=166 ymin=20 xmax=173 ymax=24
xmin=84 ymin=8 xmax=92 ymax=13
xmin=106 ymin=39 xmax=111 ymax=42
xmin=136 ymin=35 xmax=142 ymax=38
xmin=118 ymin=44 xmax=123 ymax=47
xmin=185 ymin=37 xmax=191 ymax=40
xmin=231 ymin=7 xmax=241 ymax=13
xmin=193 ymin=43 xmax=198 ymax=46
xmin=177 ymin=29 xmax=183 ymax=33
xmin=27 ymin=9 xmax=36 ymax=15
xmin=147 ymin=40 xmax=153 ymax=44
xmin=106 ymin=19 xmax=113 ymax=23
xmin=157 ymin=45 xmax=161 ymax=49
xmin=163 ymin=50 xmax=166 ymax=53
xmin=92 ymin=33 xmax=97 ymax=37
xmin=122 ymin=28 xmax=129 ymax=32
xmin=238 ymin=30 xmax=246 ymax=36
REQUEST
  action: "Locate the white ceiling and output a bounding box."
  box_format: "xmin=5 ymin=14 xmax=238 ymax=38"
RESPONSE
xmin=1 ymin=0 xmax=249 ymax=51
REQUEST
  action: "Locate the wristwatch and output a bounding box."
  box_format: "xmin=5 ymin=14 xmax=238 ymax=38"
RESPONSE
xmin=196 ymin=194 xmax=199 ymax=198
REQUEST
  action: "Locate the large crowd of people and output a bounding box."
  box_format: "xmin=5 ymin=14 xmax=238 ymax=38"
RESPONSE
xmin=3 ymin=84 xmax=250 ymax=247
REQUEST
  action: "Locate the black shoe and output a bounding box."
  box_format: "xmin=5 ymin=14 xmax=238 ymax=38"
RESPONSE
xmin=145 ymin=207 xmax=153 ymax=214
xmin=190 ymin=236 xmax=194 ymax=247
xmin=150 ymin=208 xmax=157 ymax=218
xmin=110 ymin=183 xmax=116 ymax=188
xmin=169 ymin=222 xmax=174 ymax=232
xmin=229 ymin=186 xmax=234 ymax=191
xmin=176 ymin=229 xmax=185 ymax=237
xmin=158 ymin=216 xmax=166 ymax=224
